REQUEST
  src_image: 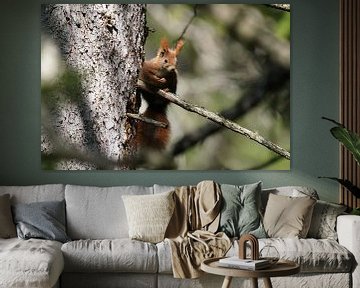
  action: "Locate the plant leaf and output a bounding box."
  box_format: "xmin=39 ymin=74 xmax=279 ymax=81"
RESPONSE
xmin=330 ymin=126 xmax=360 ymax=165
xmin=322 ymin=116 xmax=344 ymax=127
xmin=319 ymin=177 xmax=360 ymax=198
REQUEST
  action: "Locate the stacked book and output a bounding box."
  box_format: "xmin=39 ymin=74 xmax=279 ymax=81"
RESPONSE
xmin=218 ymin=257 xmax=271 ymax=270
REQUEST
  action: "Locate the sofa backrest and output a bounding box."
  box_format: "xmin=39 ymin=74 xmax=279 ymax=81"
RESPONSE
xmin=65 ymin=184 xmax=154 ymax=240
xmin=0 ymin=184 xmax=321 ymax=241
xmin=0 ymin=184 xmax=65 ymax=204
xmin=153 ymin=184 xmax=176 ymax=194
xmin=261 ymin=186 xmax=319 ymax=212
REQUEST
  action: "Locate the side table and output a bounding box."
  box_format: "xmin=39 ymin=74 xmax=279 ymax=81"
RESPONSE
xmin=201 ymin=257 xmax=300 ymax=288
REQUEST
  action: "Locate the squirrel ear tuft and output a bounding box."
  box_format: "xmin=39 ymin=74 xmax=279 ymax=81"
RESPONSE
xmin=175 ymin=39 xmax=184 ymax=55
xmin=160 ymin=38 xmax=169 ymax=51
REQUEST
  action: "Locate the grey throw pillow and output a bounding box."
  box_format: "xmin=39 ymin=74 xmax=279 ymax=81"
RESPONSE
xmin=12 ymin=200 xmax=70 ymax=243
xmin=218 ymin=182 xmax=266 ymax=238
xmin=0 ymin=194 xmax=17 ymax=238
xmin=307 ymin=200 xmax=347 ymax=240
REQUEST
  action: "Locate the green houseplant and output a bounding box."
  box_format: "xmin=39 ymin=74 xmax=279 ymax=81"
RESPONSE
xmin=321 ymin=117 xmax=360 ymax=215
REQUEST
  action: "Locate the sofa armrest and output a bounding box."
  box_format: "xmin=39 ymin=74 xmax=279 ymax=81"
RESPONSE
xmin=337 ymin=215 xmax=360 ymax=288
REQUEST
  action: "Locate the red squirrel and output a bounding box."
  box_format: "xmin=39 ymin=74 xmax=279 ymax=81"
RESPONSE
xmin=136 ymin=38 xmax=184 ymax=150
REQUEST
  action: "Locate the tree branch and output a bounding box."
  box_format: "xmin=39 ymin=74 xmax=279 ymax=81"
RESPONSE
xmin=137 ymin=80 xmax=290 ymax=160
xmin=265 ymin=4 xmax=291 ymax=12
xmin=170 ymin=64 xmax=289 ymax=156
xmin=177 ymin=4 xmax=198 ymax=42
xmin=126 ymin=113 xmax=168 ymax=128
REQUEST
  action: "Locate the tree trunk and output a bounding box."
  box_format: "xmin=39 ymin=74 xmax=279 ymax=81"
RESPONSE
xmin=41 ymin=4 xmax=146 ymax=169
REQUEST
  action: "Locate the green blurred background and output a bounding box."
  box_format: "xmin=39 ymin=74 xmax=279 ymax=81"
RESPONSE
xmin=144 ymin=4 xmax=290 ymax=170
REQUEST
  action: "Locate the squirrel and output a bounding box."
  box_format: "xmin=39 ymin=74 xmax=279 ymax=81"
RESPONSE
xmin=136 ymin=38 xmax=184 ymax=151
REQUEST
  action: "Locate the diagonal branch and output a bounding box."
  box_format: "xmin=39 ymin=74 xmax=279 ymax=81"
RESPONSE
xmin=171 ymin=65 xmax=289 ymax=156
xmin=177 ymin=4 xmax=198 ymax=42
xmin=137 ymin=80 xmax=290 ymax=160
xmin=265 ymin=4 xmax=291 ymax=12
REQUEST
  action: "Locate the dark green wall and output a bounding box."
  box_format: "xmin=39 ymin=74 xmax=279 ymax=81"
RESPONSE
xmin=0 ymin=0 xmax=340 ymax=203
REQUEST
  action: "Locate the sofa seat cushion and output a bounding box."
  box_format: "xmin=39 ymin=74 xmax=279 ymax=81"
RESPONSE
xmin=228 ymin=238 xmax=353 ymax=273
xmin=62 ymin=239 xmax=158 ymax=273
xmin=260 ymin=238 xmax=353 ymax=272
xmin=157 ymin=238 xmax=354 ymax=274
xmin=0 ymin=238 xmax=64 ymax=288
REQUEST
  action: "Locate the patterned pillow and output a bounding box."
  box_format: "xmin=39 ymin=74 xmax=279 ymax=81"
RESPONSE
xmin=218 ymin=182 xmax=266 ymax=238
xmin=122 ymin=191 xmax=175 ymax=243
xmin=307 ymin=200 xmax=347 ymax=240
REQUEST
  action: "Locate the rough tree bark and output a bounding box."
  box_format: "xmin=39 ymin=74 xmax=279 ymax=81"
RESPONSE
xmin=41 ymin=4 xmax=146 ymax=169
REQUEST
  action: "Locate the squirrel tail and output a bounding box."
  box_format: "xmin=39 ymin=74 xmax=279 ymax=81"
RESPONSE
xmin=136 ymin=107 xmax=170 ymax=150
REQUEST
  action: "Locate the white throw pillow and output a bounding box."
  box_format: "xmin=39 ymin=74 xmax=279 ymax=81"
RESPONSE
xmin=122 ymin=191 xmax=175 ymax=243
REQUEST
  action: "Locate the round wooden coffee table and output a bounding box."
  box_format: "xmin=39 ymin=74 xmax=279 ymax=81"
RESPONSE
xmin=201 ymin=257 xmax=300 ymax=288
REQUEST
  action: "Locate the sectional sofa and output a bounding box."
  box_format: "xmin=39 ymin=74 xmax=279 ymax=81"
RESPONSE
xmin=0 ymin=183 xmax=359 ymax=288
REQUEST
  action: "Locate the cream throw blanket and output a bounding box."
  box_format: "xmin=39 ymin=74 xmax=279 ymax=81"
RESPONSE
xmin=165 ymin=181 xmax=231 ymax=278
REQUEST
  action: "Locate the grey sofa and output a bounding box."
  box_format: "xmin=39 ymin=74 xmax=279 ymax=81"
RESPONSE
xmin=0 ymin=184 xmax=359 ymax=288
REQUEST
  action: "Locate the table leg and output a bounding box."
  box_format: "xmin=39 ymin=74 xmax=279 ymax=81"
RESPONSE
xmin=222 ymin=276 xmax=233 ymax=288
xmin=263 ymin=277 xmax=273 ymax=288
xmin=251 ymin=278 xmax=258 ymax=288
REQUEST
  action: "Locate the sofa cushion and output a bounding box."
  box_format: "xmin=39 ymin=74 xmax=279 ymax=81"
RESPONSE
xmin=261 ymin=186 xmax=319 ymax=213
xmin=307 ymin=200 xmax=347 ymax=240
xmin=158 ymin=237 xmax=353 ymax=274
xmin=153 ymin=184 xmax=176 ymax=194
xmin=263 ymin=194 xmax=316 ymax=238
xmin=0 ymin=184 xmax=65 ymax=204
xmin=0 ymin=238 xmax=63 ymax=288
xmin=122 ymin=191 xmax=175 ymax=243
xmin=156 ymin=240 xmax=173 ymax=274
xmin=230 ymin=238 xmax=353 ymax=273
xmin=12 ymin=200 xmax=70 ymax=243
xmin=0 ymin=194 xmax=16 ymax=238
xmin=61 ymin=239 xmax=158 ymax=273
xmin=260 ymin=238 xmax=353 ymax=273
xmin=61 ymin=273 xmax=157 ymax=288
xmin=218 ymin=182 xmax=266 ymax=238
xmin=65 ymin=185 xmax=153 ymax=239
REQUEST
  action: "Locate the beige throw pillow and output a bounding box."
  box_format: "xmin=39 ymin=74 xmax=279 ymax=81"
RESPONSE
xmin=0 ymin=194 xmax=17 ymax=238
xmin=263 ymin=193 xmax=316 ymax=238
xmin=122 ymin=191 xmax=175 ymax=243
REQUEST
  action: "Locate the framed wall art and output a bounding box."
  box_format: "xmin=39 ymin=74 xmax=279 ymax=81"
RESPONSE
xmin=41 ymin=4 xmax=290 ymax=170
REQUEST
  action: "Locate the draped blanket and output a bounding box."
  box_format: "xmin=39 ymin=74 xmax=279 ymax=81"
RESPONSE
xmin=165 ymin=181 xmax=231 ymax=278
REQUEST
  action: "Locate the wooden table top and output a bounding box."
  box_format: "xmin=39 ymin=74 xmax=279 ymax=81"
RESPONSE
xmin=201 ymin=257 xmax=300 ymax=278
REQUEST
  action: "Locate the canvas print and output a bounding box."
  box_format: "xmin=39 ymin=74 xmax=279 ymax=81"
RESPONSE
xmin=41 ymin=4 xmax=290 ymax=170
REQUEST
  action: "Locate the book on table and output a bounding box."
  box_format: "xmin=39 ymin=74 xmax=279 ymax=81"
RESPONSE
xmin=218 ymin=257 xmax=271 ymax=270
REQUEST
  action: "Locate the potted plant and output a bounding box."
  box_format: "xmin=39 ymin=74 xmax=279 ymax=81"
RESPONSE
xmin=321 ymin=117 xmax=360 ymax=215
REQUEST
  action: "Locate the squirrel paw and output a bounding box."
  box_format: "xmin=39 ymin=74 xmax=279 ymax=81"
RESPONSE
xmin=158 ymin=77 xmax=166 ymax=84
